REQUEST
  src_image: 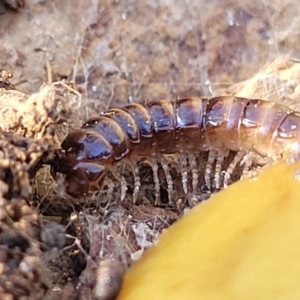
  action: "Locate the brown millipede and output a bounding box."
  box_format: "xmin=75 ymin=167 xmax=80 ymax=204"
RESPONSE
xmin=50 ymin=96 xmax=300 ymax=203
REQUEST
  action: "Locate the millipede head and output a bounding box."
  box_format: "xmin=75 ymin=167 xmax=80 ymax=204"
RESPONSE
xmin=50 ymin=150 xmax=107 ymax=198
xmin=63 ymin=162 xmax=107 ymax=197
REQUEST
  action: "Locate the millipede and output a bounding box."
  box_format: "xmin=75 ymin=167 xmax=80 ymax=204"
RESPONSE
xmin=50 ymin=96 xmax=300 ymax=204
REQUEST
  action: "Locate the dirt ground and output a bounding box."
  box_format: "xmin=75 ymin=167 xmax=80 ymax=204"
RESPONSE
xmin=1 ymin=0 xmax=300 ymax=299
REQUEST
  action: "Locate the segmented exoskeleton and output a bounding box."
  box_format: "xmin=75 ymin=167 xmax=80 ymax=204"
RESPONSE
xmin=50 ymin=96 xmax=300 ymax=203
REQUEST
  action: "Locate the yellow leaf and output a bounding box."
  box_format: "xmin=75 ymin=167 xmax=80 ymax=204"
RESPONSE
xmin=117 ymin=160 xmax=300 ymax=300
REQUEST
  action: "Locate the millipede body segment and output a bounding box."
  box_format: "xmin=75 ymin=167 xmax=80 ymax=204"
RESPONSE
xmin=50 ymin=96 xmax=300 ymax=201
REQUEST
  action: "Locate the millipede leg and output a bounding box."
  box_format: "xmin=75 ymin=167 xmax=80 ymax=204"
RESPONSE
xmin=103 ymin=177 xmax=114 ymax=204
xmin=111 ymin=169 xmax=128 ymax=201
xmin=179 ymin=153 xmax=188 ymax=194
xmin=151 ymin=156 xmax=161 ymax=205
xmin=214 ymin=152 xmax=224 ymax=190
xmin=188 ymin=152 xmax=198 ymax=196
xmin=241 ymin=152 xmax=256 ymax=178
xmin=160 ymin=155 xmax=173 ymax=204
xmin=120 ymin=175 xmax=127 ymax=201
xmin=205 ymin=149 xmax=217 ymax=189
xmin=131 ymin=161 xmax=141 ymax=204
xmin=223 ymin=150 xmax=246 ymax=187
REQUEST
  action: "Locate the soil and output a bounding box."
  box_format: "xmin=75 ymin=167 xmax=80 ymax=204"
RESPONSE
xmin=1 ymin=0 xmax=300 ymax=299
